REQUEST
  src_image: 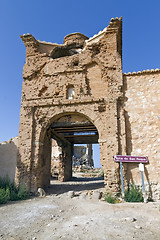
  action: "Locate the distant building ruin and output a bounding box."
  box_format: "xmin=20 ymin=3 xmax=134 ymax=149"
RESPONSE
xmin=12 ymin=17 xmax=160 ymax=199
xmin=51 ymin=140 xmax=93 ymax=177
xmin=72 ymin=144 xmax=93 ymax=168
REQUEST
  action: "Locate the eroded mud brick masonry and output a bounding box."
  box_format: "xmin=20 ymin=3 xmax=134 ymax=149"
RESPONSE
xmin=15 ymin=17 xmax=160 ymax=199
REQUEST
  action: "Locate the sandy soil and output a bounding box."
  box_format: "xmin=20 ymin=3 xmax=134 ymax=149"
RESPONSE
xmin=0 ymin=175 xmax=160 ymax=240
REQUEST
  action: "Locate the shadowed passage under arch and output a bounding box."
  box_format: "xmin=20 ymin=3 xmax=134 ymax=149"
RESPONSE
xmin=39 ymin=112 xmax=101 ymax=191
xmin=49 ymin=113 xmax=99 ymax=144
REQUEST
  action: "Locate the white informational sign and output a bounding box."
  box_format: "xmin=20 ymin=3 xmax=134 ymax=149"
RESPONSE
xmin=139 ymin=163 xmax=144 ymax=172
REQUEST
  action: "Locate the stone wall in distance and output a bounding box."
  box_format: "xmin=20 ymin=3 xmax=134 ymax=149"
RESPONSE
xmin=0 ymin=137 xmax=19 ymax=182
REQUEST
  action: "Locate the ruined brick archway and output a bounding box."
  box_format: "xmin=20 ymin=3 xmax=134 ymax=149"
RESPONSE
xmin=37 ymin=112 xmax=100 ymax=190
xmin=16 ymin=17 xmax=124 ymax=194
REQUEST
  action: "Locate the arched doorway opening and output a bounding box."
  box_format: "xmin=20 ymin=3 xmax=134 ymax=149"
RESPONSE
xmin=39 ymin=112 xmax=104 ymax=192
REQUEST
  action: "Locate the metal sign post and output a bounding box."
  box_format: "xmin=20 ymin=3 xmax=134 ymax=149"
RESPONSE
xmin=120 ymin=162 xmax=124 ymax=198
xmin=139 ymin=163 xmax=146 ymax=201
xmin=114 ymin=155 xmax=148 ymax=200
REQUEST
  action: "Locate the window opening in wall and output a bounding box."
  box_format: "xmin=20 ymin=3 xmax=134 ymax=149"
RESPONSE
xmin=67 ymin=86 xmax=75 ymax=99
xmin=73 ymin=61 xmax=79 ymax=66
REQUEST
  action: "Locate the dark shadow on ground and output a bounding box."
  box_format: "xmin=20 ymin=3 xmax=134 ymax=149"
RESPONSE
xmin=70 ymin=176 xmax=104 ymax=182
xmin=46 ymin=176 xmax=104 ymax=195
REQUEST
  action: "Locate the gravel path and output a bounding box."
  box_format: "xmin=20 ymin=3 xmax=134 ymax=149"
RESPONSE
xmin=0 ymin=177 xmax=160 ymax=240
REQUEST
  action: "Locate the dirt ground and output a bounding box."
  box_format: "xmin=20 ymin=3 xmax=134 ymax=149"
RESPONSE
xmin=0 ymin=173 xmax=160 ymax=240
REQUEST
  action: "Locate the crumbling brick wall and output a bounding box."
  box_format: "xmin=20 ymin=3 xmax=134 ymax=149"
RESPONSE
xmin=5 ymin=17 xmax=159 ymax=200
xmin=16 ymin=17 xmax=123 ymax=193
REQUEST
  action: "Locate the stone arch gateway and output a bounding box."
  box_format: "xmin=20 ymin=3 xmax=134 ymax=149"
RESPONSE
xmin=38 ymin=112 xmax=99 ymax=190
xmin=16 ymin=17 xmax=125 ymax=193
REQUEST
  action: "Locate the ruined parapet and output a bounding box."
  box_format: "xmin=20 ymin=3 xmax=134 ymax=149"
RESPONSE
xmin=64 ymin=32 xmax=88 ymax=46
xmin=20 ymin=34 xmax=39 ymax=57
xmin=85 ymin=17 xmax=122 ymax=56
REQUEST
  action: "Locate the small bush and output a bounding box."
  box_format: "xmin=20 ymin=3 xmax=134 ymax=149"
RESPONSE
xmin=0 ymin=188 xmax=10 ymax=204
xmin=17 ymin=184 xmax=29 ymax=200
xmin=125 ymin=183 xmax=143 ymax=202
xmin=104 ymin=192 xmax=117 ymax=204
xmin=0 ymin=176 xmax=29 ymax=204
xmin=10 ymin=188 xmax=19 ymax=201
xmin=80 ymin=169 xmax=88 ymax=173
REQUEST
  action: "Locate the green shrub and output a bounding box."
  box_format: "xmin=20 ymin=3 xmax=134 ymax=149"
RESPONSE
xmin=125 ymin=183 xmax=144 ymax=202
xmin=0 ymin=188 xmax=10 ymax=204
xmin=17 ymin=184 xmax=29 ymax=200
xmin=10 ymin=186 xmax=19 ymax=201
xmin=0 ymin=176 xmax=29 ymax=204
xmin=104 ymin=192 xmax=117 ymax=204
xmin=80 ymin=169 xmax=88 ymax=173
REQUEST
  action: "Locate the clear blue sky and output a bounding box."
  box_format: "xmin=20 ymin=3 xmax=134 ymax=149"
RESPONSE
xmin=0 ymin=0 xmax=160 ymax=143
